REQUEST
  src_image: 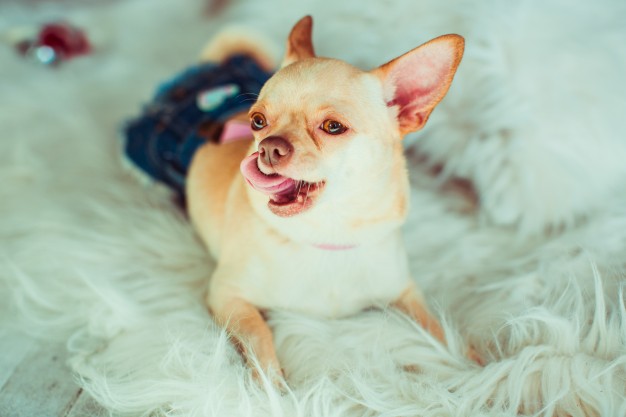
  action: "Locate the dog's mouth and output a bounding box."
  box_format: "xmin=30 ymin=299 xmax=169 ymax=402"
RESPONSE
xmin=240 ymin=152 xmax=325 ymax=217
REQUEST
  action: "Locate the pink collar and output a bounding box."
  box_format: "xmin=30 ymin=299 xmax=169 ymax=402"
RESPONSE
xmin=312 ymin=243 xmax=357 ymax=251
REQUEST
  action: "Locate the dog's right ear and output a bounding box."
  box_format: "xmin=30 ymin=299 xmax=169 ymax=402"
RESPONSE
xmin=281 ymin=15 xmax=315 ymax=67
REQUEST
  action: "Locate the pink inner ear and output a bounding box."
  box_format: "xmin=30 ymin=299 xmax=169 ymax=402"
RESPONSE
xmin=384 ymin=40 xmax=459 ymax=130
xmin=389 ymin=82 xmax=440 ymax=130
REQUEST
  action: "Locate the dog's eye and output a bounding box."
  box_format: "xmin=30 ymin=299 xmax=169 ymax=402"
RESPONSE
xmin=320 ymin=120 xmax=347 ymax=135
xmin=250 ymin=113 xmax=267 ymax=131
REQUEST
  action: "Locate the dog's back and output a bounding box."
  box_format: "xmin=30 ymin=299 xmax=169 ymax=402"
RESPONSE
xmin=186 ymin=139 xmax=250 ymax=259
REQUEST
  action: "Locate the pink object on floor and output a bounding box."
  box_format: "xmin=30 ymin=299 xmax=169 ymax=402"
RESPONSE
xmin=38 ymin=22 xmax=91 ymax=60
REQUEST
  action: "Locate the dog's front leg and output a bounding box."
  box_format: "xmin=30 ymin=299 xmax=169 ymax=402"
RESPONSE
xmin=393 ymin=284 xmax=446 ymax=343
xmin=394 ymin=284 xmax=483 ymax=363
xmin=209 ymin=295 xmax=284 ymax=383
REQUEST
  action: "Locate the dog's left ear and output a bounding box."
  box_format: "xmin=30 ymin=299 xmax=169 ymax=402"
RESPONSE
xmin=373 ymin=34 xmax=464 ymax=135
xmin=281 ymin=15 xmax=316 ymax=67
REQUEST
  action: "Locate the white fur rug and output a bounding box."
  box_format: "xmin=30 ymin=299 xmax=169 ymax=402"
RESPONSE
xmin=2 ymin=0 xmax=626 ymax=416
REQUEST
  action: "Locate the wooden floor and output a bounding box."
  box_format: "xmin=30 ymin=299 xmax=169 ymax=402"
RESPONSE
xmin=0 ymin=331 xmax=106 ymax=417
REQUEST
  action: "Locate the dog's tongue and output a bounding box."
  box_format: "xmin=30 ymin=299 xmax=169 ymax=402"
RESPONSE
xmin=240 ymin=152 xmax=295 ymax=195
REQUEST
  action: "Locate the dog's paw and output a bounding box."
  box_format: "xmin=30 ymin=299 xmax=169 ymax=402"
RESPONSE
xmin=467 ymin=344 xmax=485 ymax=366
xmin=251 ymin=365 xmax=288 ymax=392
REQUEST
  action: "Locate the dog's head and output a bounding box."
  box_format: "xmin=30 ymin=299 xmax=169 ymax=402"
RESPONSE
xmin=241 ymin=16 xmax=463 ymax=235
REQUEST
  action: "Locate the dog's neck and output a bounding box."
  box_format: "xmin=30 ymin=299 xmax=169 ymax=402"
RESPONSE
xmin=246 ymin=180 xmax=408 ymax=250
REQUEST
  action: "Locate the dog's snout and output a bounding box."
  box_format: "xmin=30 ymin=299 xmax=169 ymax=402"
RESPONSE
xmin=258 ymin=136 xmax=294 ymax=167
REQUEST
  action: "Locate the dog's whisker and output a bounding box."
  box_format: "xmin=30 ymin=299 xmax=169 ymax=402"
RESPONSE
xmin=236 ymin=93 xmax=259 ymax=98
xmin=304 ymin=183 xmax=312 ymax=206
xmin=236 ymin=93 xmax=260 ymax=104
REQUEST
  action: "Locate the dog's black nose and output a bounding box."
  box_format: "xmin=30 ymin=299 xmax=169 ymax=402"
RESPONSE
xmin=258 ymin=136 xmax=294 ymax=167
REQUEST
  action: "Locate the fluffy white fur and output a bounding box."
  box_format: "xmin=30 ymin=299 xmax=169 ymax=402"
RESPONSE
xmin=1 ymin=0 xmax=625 ymax=416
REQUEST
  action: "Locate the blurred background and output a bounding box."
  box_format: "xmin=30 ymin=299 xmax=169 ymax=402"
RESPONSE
xmin=1 ymin=1 xmax=626 ymax=416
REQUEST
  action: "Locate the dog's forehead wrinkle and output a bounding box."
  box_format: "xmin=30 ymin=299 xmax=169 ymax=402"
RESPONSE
xmin=265 ymin=58 xmax=367 ymax=100
xmin=287 ymin=57 xmax=361 ymax=78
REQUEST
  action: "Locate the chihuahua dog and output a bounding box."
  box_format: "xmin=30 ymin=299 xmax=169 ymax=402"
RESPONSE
xmin=187 ymin=16 xmax=464 ymax=380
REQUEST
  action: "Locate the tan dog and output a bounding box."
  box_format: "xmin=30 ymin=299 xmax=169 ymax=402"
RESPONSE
xmin=187 ymin=16 xmax=464 ymax=381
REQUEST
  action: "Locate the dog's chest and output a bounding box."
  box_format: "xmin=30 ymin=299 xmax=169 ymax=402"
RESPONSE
xmin=238 ymin=236 xmax=411 ymax=318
